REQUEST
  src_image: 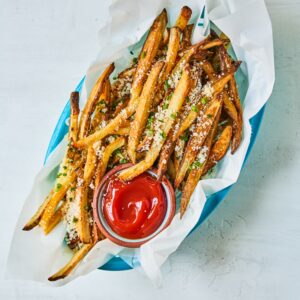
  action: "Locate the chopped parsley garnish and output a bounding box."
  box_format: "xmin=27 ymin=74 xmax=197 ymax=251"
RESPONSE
xmin=113 ymin=76 xmax=117 ymax=80
xmin=207 ymin=114 xmax=213 ymax=118
xmin=69 ymin=197 xmax=73 ymax=202
xmin=162 ymin=102 xmax=169 ymax=110
xmin=171 ymin=113 xmax=177 ymax=119
xmin=166 ymin=93 xmax=173 ymax=101
xmin=70 ymin=187 xmax=76 ymax=191
xmin=164 ymin=80 xmax=170 ymax=91
xmin=189 ymin=161 xmax=203 ymax=170
xmin=191 ymin=105 xmax=199 ymax=112
xmin=132 ymin=57 xmax=138 ymax=64
xmin=63 ymin=166 xmax=67 ymax=170
xmin=72 ymin=217 xmax=78 ymax=223
xmin=160 ymin=131 xmax=166 ymax=139
xmin=99 ymin=99 xmax=106 ymax=105
xmin=84 ymin=204 xmax=91 ymax=212
xmin=63 ymin=173 xmax=67 ymax=176
xmin=180 ymin=132 xmax=189 ymax=142
xmin=56 ymin=183 xmax=62 ymax=191
xmin=185 ymin=96 xmax=190 ymax=103
xmin=120 ymin=158 xmax=128 ymax=164
xmin=141 ymin=51 xmax=146 ymax=59
xmin=201 ymin=97 xmax=208 ymax=105
xmin=147 ymin=129 xmax=154 ymax=136
xmin=56 ymin=173 xmax=62 ymax=178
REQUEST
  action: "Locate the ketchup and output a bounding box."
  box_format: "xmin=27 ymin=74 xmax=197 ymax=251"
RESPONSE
xmin=102 ymin=173 xmax=167 ymax=239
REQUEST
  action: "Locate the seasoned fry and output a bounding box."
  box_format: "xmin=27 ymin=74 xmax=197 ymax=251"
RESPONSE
xmin=128 ymin=61 xmax=164 ymax=162
xmin=180 ymin=105 xmax=222 ymax=217
xmin=78 ymin=63 xmax=114 ymax=139
xmin=69 ymin=92 xmax=80 ymax=142
xmin=119 ymin=67 xmax=191 ymax=181
xmin=131 ymin=9 xmax=167 ymax=100
xmin=167 ymin=158 xmax=176 ymax=182
xmin=48 ymin=243 xmax=94 ymax=281
xmin=202 ymin=125 xmax=232 ymax=175
xmin=175 ymin=6 xmax=192 ymax=31
xmin=94 ymin=137 xmax=125 ymax=186
xmin=44 ymin=200 xmax=67 ymax=235
xmin=181 ymin=24 xmax=194 ymax=49
xmin=39 ymin=170 xmax=78 ymax=233
xmin=22 ymin=189 xmax=54 ymax=231
xmin=174 ymin=96 xmax=222 ymax=188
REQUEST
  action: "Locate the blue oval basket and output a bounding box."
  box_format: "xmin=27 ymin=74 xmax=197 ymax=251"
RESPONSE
xmin=45 ymin=77 xmax=266 ymax=271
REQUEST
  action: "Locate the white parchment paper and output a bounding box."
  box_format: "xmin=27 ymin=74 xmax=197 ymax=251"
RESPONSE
xmin=6 ymin=0 xmax=274 ymax=286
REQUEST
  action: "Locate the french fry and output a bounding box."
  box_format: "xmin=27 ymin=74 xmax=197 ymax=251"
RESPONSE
xmin=167 ymin=158 xmax=176 ymax=182
xmin=219 ymin=45 xmax=243 ymax=153
xmin=128 ymin=61 xmax=164 ymax=162
xmin=94 ymin=137 xmax=125 ymax=186
xmin=119 ymin=67 xmax=191 ymax=181
xmin=78 ymin=63 xmax=114 ymax=139
xmin=69 ymin=92 xmax=80 ymax=142
xmin=22 ymin=189 xmax=54 ymax=231
xmin=175 ymin=72 xmax=233 ymax=139
xmin=180 ymin=104 xmax=222 ymax=217
xmin=39 ymin=171 xmax=78 ymax=233
xmin=44 ymin=200 xmax=68 ymax=235
xmin=181 ymin=24 xmax=194 ymax=49
xmin=202 ymin=125 xmax=232 ymax=175
xmin=48 ymin=243 xmax=94 ymax=281
xmin=131 ymin=9 xmax=167 ymax=100
xmin=174 ymin=96 xmax=222 ymax=188
xmin=175 ymin=6 xmax=192 ymax=31
xmin=174 ymin=137 xmax=186 ymax=172
xmin=91 ymin=80 xmax=110 ymax=131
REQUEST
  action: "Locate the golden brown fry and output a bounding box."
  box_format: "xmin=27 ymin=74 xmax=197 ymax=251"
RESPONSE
xmin=39 ymin=171 xmax=78 ymax=233
xmin=44 ymin=200 xmax=67 ymax=235
xmin=174 ymin=138 xmax=186 ymax=172
xmin=128 ymin=61 xmax=164 ymax=162
xmin=91 ymin=80 xmax=110 ymax=130
xmin=167 ymin=158 xmax=176 ymax=182
xmin=174 ymin=97 xmax=222 ymax=188
xmin=94 ymin=137 xmax=125 ymax=186
xmin=202 ymin=125 xmax=232 ymax=175
xmin=131 ymin=9 xmax=167 ymax=100
xmin=176 ymin=72 xmax=233 ymax=138
xmin=219 ymin=45 xmax=243 ymax=153
xmin=78 ymin=63 xmax=114 ymax=139
xmin=180 ymin=105 xmax=222 ymax=217
xmin=48 ymin=243 xmax=94 ymax=281
xmin=119 ymin=67 xmax=191 ymax=181
xmin=159 ymin=27 xmax=181 ymax=85
xmin=84 ymin=147 xmax=97 ymax=183
xmin=181 ymin=24 xmax=194 ymax=49
xmin=175 ymin=6 xmax=192 ymax=31
xmin=69 ymin=92 xmax=80 ymax=142
xmin=22 ymin=189 xmax=54 ymax=231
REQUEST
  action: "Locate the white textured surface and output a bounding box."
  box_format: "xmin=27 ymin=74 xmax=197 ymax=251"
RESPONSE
xmin=0 ymin=0 xmax=300 ymax=299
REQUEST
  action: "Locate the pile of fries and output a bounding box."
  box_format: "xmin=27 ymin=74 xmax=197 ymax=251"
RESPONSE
xmin=23 ymin=6 xmax=243 ymax=281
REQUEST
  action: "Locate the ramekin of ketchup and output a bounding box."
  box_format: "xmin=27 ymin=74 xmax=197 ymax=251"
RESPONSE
xmin=92 ymin=163 xmax=175 ymax=248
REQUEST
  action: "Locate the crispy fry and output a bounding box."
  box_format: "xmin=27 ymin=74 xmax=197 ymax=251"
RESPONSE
xmin=167 ymin=158 xmax=176 ymax=182
xmin=44 ymin=200 xmax=67 ymax=235
xmin=119 ymin=67 xmax=191 ymax=181
xmin=131 ymin=9 xmax=167 ymax=100
xmin=175 ymin=6 xmax=192 ymax=31
xmin=22 ymin=189 xmax=54 ymax=231
xmin=69 ymin=92 xmax=80 ymax=142
xmin=174 ymin=96 xmax=222 ymax=188
xmin=174 ymin=138 xmax=186 ymax=172
xmin=39 ymin=171 xmax=78 ymax=233
xmin=91 ymin=80 xmax=110 ymax=131
xmin=180 ymin=105 xmax=221 ymax=217
xmin=48 ymin=243 xmax=94 ymax=281
xmin=78 ymin=63 xmax=114 ymax=139
xmin=128 ymin=61 xmax=164 ymax=162
xmin=94 ymin=137 xmax=125 ymax=186
xmin=181 ymin=24 xmax=194 ymax=49
xmin=202 ymin=125 xmax=232 ymax=175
